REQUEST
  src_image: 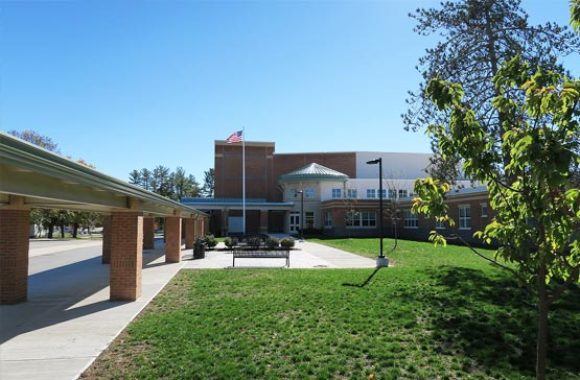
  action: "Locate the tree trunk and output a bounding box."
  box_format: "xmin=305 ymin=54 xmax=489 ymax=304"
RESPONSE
xmin=60 ymin=221 xmax=66 ymax=238
xmin=536 ymin=266 xmax=549 ymax=380
xmin=48 ymin=223 xmax=54 ymax=239
xmin=72 ymin=223 xmax=79 ymax=238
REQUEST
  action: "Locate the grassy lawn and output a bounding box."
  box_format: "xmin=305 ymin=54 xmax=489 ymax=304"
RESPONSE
xmin=84 ymin=239 xmax=579 ymax=379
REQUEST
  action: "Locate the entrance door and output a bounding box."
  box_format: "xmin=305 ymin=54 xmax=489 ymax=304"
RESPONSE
xmin=289 ymin=212 xmax=300 ymax=233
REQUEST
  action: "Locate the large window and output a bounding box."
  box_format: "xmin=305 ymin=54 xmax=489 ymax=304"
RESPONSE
xmin=459 ymin=205 xmax=472 ymax=230
xmin=323 ymin=211 xmax=332 ymax=228
xmin=403 ymin=210 xmax=419 ymax=228
xmin=304 ymin=188 xmax=316 ymax=199
xmin=346 ymin=189 xmax=358 ymax=199
xmin=366 ymin=189 xmax=376 ymax=199
xmin=332 ymin=188 xmax=342 ymax=199
xmin=361 ymin=211 xmax=376 ymax=227
xmin=346 ymin=211 xmax=376 ymax=228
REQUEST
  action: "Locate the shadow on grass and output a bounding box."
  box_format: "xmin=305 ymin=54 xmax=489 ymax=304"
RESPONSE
xmin=342 ymin=267 xmax=382 ymax=288
xmin=417 ymin=267 xmax=580 ymax=377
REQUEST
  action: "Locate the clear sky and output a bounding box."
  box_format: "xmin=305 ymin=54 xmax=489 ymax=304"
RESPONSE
xmin=1 ymin=0 xmax=577 ymax=184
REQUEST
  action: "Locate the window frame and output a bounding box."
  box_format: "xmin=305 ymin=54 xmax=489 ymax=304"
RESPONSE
xmin=458 ymin=204 xmax=472 ymax=230
xmin=403 ymin=210 xmax=419 ymax=229
xmin=331 ymin=188 xmax=342 ymax=199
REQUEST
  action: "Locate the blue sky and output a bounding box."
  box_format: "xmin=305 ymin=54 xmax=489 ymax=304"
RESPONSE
xmin=1 ymin=0 xmax=577 ymax=184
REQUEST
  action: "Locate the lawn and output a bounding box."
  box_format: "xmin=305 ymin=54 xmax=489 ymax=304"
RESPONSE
xmin=83 ymin=239 xmax=580 ymax=380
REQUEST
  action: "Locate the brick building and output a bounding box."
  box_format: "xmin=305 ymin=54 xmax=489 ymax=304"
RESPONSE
xmin=183 ymin=140 xmax=489 ymax=243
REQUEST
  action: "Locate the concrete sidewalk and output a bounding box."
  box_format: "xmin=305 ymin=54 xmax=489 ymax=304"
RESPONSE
xmin=0 ymin=239 xmax=374 ymax=380
xmin=0 ymin=239 xmax=182 ymax=380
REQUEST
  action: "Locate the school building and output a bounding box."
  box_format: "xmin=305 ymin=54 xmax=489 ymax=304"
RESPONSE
xmin=182 ymin=140 xmax=491 ymax=244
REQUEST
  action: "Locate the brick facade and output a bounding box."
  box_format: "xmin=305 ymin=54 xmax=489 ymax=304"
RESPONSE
xmin=143 ymin=216 xmax=155 ymax=250
xmin=184 ymin=218 xmax=195 ymax=249
xmin=165 ymin=216 xmax=182 ymax=263
xmin=110 ymin=212 xmax=143 ymax=301
xmin=0 ymin=209 xmax=30 ymax=304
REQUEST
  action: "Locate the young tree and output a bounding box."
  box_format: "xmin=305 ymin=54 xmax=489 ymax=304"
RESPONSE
xmin=413 ymin=56 xmax=579 ymax=379
xmin=201 ymin=168 xmax=215 ymax=198
xmin=403 ymin=0 xmax=579 ymax=181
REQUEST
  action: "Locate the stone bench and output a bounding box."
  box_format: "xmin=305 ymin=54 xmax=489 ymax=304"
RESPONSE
xmin=232 ymin=249 xmax=290 ymax=268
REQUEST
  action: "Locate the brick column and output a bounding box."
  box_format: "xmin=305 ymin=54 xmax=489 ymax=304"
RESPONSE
xmin=184 ymin=218 xmax=195 ymax=249
xmin=165 ymin=216 xmax=182 ymax=263
xmin=143 ymin=216 xmax=155 ymax=250
xmin=102 ymin=215 xmax=112 ymax=264
xmin=203 ymin=216 xmax=209 ymax=236
xmin=259 ymin=210 xmax=269 ymax=234
xmin=0 ymin=209 xmax=30 ymax=304
xmin=110 ymin=212 xmax=143 ymax=301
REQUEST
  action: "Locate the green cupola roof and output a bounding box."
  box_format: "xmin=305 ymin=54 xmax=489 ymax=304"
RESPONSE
xmin=279 ymin=163 xmax=349 ymax=182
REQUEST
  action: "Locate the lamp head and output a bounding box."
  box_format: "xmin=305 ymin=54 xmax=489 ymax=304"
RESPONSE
xmin=366 ymin=158 xmax=381 ymax=165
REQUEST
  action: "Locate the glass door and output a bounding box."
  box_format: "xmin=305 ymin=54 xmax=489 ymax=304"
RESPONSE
xmin=289 ymin=212 xmax=300 ymax=233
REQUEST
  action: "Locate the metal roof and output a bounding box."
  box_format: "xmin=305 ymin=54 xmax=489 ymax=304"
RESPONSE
xmin=278 ymin=163 xmax=349 ymax=182
xmin=0 ymin=132 xmax=206 ymax=218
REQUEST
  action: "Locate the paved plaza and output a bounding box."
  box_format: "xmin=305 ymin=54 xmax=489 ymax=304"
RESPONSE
xmin=0 ymin=238 xmax=375 ymax=380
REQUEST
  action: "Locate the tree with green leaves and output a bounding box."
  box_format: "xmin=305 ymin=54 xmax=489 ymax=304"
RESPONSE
xmin=412 ymin=54 xmax=579 ymax=379
xmin=8 ymin=129 xmax=59 ymax=152
xmin=172 ymin=166 xmax=200 ymax=201
xmin=201 ymin=168 xmax=215 ymax=198
xmin=129 ymin=166 xmax=200 ymax=201
xmin=404 ymin=0 xmax=579 ymax=182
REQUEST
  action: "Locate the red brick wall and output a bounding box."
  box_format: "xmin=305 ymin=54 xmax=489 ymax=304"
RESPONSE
xmin=214 ymin=143 xmax=275 ymax=199
xmin=184 ymin=218 xmax=195 ymax=249
xmin=0 ymin=209 xmax=30 ymax=304
xmin=143 ymin=217 xmax=155 ymax=250
xmin=110 ymin=212 xmax=143 ymax=301
xmin=165 ymin=216 xmax=182 ymax=263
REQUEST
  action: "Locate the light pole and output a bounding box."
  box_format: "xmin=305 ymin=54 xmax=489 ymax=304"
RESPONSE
xmin=366 ymin=158 xmax=388 ymax=268
xmin=295 ymin=190 xmax=304 ymax=241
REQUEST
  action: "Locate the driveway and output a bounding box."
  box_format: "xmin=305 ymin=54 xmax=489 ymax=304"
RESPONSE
xmin=0 ymin=239 xmax=374 ymax=380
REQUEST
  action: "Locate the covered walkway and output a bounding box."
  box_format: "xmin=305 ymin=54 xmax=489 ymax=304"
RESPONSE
xmin=0 ymin=132 xmax=208 ymax=304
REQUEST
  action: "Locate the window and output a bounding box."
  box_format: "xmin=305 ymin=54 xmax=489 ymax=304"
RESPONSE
xmin=304 ymin=188 xmax=316 ymax=198
xmin=346 ymin=211 xmax=376 ymax=228
xmin=398 ymin=189 xmax=408 ymax=198
xmin=403 ymin=210 xmax=419 ymax=228
xmin=388 ymin=189 xmax=397 ymax=199
xmin=346 ymin=211 xmax=360 ymax=227
xmin=332 ymin=188 xmax=342 ymax=199
xmin=305 ymin=212 xmax=315 ymax=228
xmin=361 ymin=212 xmax=377 ymax=227
xmin=481 ymin=203 xmax=489 ymax=218
xmin=379 ymin=189 xmax=387 ymax=198
xmin=459 ymin=205 xmax=472 ymax=230
xmin=435 ymin=219 xmax=446 ymax=230
xmin=323 ymin=211 xmax=333 ymax=228
xmin=366 ymin=189 xmax=376 ymax=199
xmin=346 ymin=189 xmax=358 ymax=199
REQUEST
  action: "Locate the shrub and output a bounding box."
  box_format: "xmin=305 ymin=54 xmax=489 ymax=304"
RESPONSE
xmin=224 ymin=237 xmax=238 ymax=249
xmin=266 ymin=237 xmax=279 ymax=249
xmin=247 ymin=236 xmax=262 ymax=249
xmin=280 ymin=238 xmax=295 ymax=249
xmin=204 ymin=234 xmax=218 ymax=249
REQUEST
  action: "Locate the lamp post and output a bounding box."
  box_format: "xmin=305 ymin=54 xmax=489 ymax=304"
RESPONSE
xmin=295 ymin=190 xmax=304 ymax=241
xmin=366 ymin=158 xmax=388 ymax=268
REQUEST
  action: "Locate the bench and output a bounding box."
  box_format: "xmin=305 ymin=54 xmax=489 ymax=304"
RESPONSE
xmin=232 ymin=249 xmax=290 ymax=268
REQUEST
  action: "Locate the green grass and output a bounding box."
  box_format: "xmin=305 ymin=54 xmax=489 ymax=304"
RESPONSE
xmin=84 ymin=239 xmax=580 ymax=380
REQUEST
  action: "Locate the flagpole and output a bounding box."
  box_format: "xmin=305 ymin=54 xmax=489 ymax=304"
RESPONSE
xmin=242 ymin=127 xmax=246 ymax=235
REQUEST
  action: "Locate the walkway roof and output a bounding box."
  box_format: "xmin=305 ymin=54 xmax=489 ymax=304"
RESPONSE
xmin=0 ymin=132 xmax=205 ymax=218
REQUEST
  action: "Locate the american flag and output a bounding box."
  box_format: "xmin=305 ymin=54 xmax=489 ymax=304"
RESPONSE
xmin=226 ymin=130 xmax=243 ymax=144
